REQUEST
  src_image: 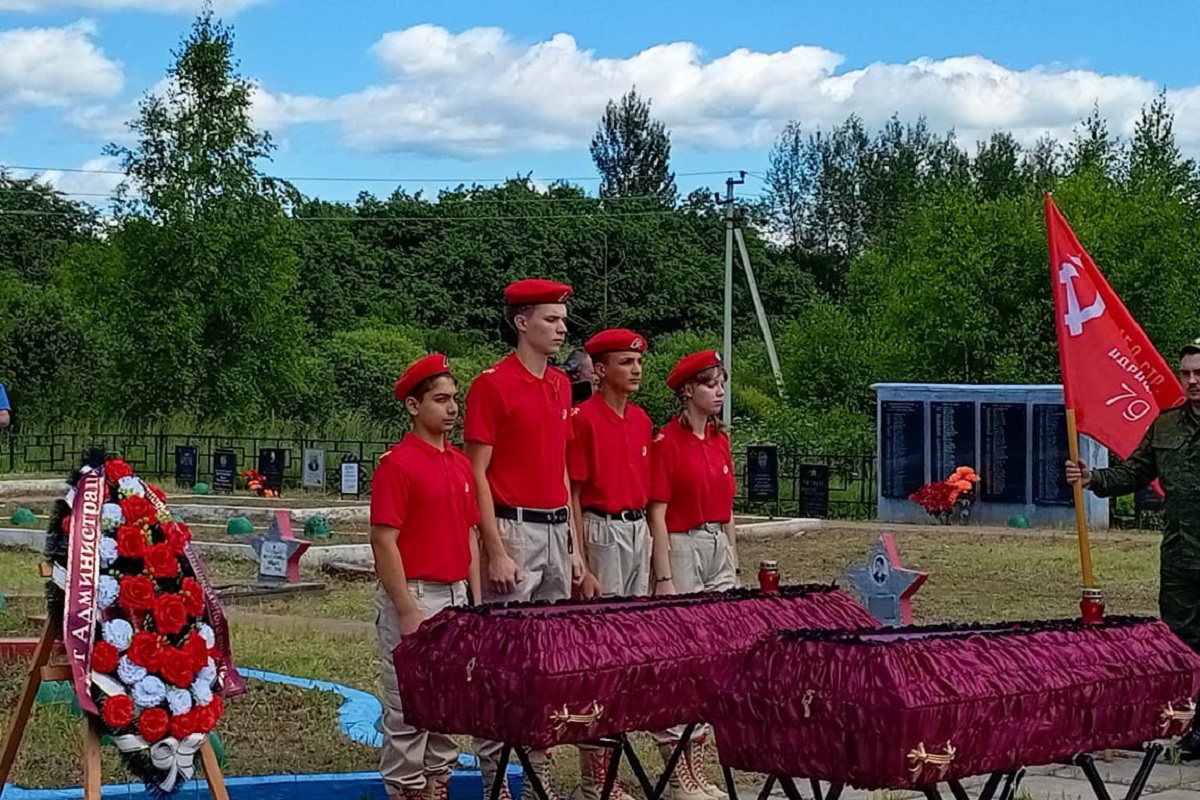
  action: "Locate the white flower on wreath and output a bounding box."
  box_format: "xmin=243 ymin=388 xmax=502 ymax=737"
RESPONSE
xmin=101 ymin=503 xmax=124 ymax=532
xmin=196 ymin=623 xmax=215 ymax=649
xmin=102 ymin=619 xmax=133 ymax=651
xmin=117 ymin=655 xmax=147 ymax=686
xmin=117 ymin=476 xmax=146 ymax=498
xmin=192 ymin=681 xmax=213 ymax=707
xmin=97 ymin=575 xmax=119 ymax=609
xmin=132 ymin=676 xmax=167 ymax=709
xmin=196 ymin=660 xmax=217 ymax=689
xmin=99 ymin=537 xmax=119 ymax=568
xmin=167 ymin=688 xmax=192 ymax=715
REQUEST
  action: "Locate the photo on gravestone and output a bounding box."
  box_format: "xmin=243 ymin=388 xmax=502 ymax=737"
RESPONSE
xmin=212 ymin=449 xmax=237 ymax=493
xmin=746 ymin=445 xmax=779 ymax=503
xmin=930 ymin=402 xmax=976 ymax=481
xmin=880 ymin=401 xmax=926 ymax=499
xmin=302 ymin=448 xmax=325 ymax=490
xmin=980 ymin=403 xmax=1028 ymax=504
xmin=174 ymin=445 xmax=199 ymax=488
xmin=1032 ymin=404 xmax=1073 ymax=507
xmin=258 ymin=448 xmax=286 ymax=494
xmin=799 ymin=464 xmax=830 ymax=518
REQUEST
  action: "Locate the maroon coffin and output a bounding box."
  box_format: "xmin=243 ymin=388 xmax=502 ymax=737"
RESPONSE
xmin=393 ymin=585 xmax=877 ymax=748
xmin=713 ymin=617 xmax=1200 ymax=790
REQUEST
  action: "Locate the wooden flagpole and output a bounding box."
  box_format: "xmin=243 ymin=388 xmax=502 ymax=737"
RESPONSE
xmin=1065 ymin=409 xmax=1096 ymax=589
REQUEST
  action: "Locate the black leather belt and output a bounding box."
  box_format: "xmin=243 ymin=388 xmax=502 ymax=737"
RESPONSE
xmin=494 ymin=505 xmax=570 ymax=525
xmin=584 ymin=508 xmax=646 ymax=522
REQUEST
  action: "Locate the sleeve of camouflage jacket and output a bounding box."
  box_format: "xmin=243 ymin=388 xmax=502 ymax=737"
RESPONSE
xmin=1088 ymin=425 xmax=1158 ymax=498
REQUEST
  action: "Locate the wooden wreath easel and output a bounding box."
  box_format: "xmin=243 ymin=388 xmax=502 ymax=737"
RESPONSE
xmin=0 ymin=564 xmax=229 ymax=800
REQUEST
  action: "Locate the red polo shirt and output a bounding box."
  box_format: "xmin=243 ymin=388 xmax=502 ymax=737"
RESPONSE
xmin=465 ymin=353 xmax=572 ymax=509
xmin=568 ymin=394 xmax=653 ymax=514
xmin=370 ymin=434 xmax=479 ymax=583
xmin=649 ymin=419 xmax=737 ymax=533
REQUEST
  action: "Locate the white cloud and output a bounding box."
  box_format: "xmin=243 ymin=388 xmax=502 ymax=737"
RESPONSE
xmin=0 ymin=20 xmax=122 ymax=110
xmin=0 ymin=0 xmax=263 ymax=14
xmin=35 ymin=155 xmax=124 ymax=198
xmin=243 ymin=25 xmax=1200 ymax=160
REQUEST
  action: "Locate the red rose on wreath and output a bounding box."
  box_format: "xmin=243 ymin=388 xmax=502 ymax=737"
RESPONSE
xmin=138 ymin=707 xmax=170 ymax=742
xmin=102 ymin=694 xmax=134 ymax=728
xmin=193 ymin=703 xmax=217 ymax=733
xmin=129 ymin=631 xmax=164 ymax=671
xmin=160 ymin=647 xmax=197 ymax=688
xmin=184 ymin=630 xmax=210 ymax=672
xmin=92 ymin=641 xmax=120 ymax=674
xmin=119 ymin=575 xmax=157 ymax=612
xmin=209 ymin=694 xmax=224 ymax=722
xmin=180 ymin=577 xmax=205 ymax=617
xmin=116 ymin=524 xmax=147 ymax=559
xmin=165 ymin=521 xmax=192 ymax=556
xmin=170 ymin=710 xmax=196 ymax=740
xmin=105 ymin=459 xmax=134 ymax=482
xmin=120 ymin=496 xmax=156 ymax=527
xmin=153 ymin=594 xmax=189 ymax=636
xmin=145 ymin=543 xmax=179 ymax=579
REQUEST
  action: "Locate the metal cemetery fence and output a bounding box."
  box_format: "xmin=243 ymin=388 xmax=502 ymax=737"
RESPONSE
xmin=0 ymin=431 xmax=879 ymax=520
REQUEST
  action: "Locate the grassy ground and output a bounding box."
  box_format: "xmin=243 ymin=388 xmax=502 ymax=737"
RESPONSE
xmin=0 ymin=523 xmax=1167 ymax=790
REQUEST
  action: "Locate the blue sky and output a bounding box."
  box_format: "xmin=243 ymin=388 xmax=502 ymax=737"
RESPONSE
xmin=1 ymin=0 xmax=1197 ymax=206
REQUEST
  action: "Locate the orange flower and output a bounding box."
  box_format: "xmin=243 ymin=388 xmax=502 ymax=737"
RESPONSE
xmin=955 ymin=480 xmax=972 ymax=491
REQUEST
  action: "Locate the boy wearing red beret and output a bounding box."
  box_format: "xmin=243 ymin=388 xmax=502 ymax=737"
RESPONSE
xmin=371 ymin=354 xmax=482 ymax=800
xmin=568 ymin=328 xmax=653 ymax=800
xmin=465 ymin=279 xmax=589 ymax=800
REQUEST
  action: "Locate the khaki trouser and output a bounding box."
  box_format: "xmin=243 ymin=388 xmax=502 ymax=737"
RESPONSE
xmin=583 ymin=513 xmax=651 ymax=598
xmin=652 ymin=524 xmax=737 ymax=747
xmin=377 ymin=581 xmax=469 ymax=798
xmin=476 ymin=514 xmax=573 ymax=796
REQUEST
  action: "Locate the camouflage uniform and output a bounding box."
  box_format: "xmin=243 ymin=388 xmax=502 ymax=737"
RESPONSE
xmin=1089 ymin=403 xmax=1200 ymax=652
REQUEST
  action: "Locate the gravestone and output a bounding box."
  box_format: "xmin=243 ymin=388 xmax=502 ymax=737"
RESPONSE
xmin=845 ymin=533 xmax=927 ymax=627
xmin=302 ymin=448 xmax=325 ymax=490
xmin=745 ymin=445 xmax=778 ymax=503
xmin=258 ymin=448 xmax=286 ymax=494
xmin=174 ymin=445 xmax=199 ymax=488
xmin=212 ymin=449 xmax=237 ymax=494
xmin=341 ymin=455 xmax=361 ymax=499
xmin=247 ymin=510 xmax=310 ymax=584
xmin=873 ymin=384 xmax=1109 ymax=528
xmin=798 ymin=464 xmax=830 ymax=518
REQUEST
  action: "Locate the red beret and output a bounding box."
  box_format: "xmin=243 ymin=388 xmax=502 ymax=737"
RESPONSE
xmin=584 ymin=328 xmax=647 ymax=357
xmin=666 ymin=350 xmax=722 ymax=391
xmin=504 ymin=278 xmax=573 ymax=305
xmin=394 ymin=353 xmax=453 ymax=400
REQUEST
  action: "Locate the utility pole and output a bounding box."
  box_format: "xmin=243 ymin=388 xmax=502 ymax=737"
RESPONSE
xmin=721 ymin=172 xmax=744 ymax=429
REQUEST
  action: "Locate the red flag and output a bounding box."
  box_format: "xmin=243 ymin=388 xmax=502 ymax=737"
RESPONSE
xmin=1045 ymin=194 xmax=1183 ymax=464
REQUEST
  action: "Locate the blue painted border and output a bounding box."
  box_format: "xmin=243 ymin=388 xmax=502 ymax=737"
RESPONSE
xmin=1 ymin=670 xmax=523 ymax=800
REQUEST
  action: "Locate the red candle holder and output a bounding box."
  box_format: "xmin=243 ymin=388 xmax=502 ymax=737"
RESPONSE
xmin=758 ymin=560 xmax=780 ymax=593
xmin=1080 ymin=587 xmax=1105 ymax=625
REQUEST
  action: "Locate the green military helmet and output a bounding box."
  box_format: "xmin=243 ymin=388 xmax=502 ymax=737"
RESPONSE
xmin=1007 ymin=515 xmax=1030 ymax=529
xmin=226 ymin=516 xmax=254 ymax=536
xmin=304 ymin=515 xmax=332 ymax=539
xmin=193 ymin=482 xmax=211 ymax=495
xmin=10 ymin=508 xmax=36 ymax=525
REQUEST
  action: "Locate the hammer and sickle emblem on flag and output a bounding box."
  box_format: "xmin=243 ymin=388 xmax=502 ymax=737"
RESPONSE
xmin=1059 ymin=255 xmax=1106 ymax=336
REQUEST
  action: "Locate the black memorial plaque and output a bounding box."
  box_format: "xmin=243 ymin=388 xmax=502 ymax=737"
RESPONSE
xmin=174 ymin=445 xmax=199 ymax=488
xmin=799 ymin=464 xmax=830 ymax=518
xmin=258 ymin=448 xmax=286 ymax=493
xmin=930 ymin=402 xmax=976 ymax=480
xmin=1033 ymin=404 xmax=1073 ymax=506
xmin=746 ymin=445 xmax=779 ymax=502
xmin=981 ymin=403 xmax=1028 ymax=504
xmin=880 ymin=401 xmax=926 ymax=499
xmin=212 ymin=449 xmax=237 ymax=494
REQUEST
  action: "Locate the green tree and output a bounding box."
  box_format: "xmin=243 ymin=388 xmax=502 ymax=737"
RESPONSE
xmin=590 ymin=89 xmax=677 ymax=205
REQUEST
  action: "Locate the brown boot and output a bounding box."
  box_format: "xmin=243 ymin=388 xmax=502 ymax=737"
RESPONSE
xmin=578 ymin=747 xmax=635 ymax=800
xmin=480 ymin=760 xmax=515 ymax=800
xmin=400 ymin=787 xmax=428 ymax=800
xmin=657 ymin=742 xmax=710 ymax=800
xmin=521 ymin=750 xmax=562 ymax=800
xmin=685 ymin=735 xmax=726 ymax=800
